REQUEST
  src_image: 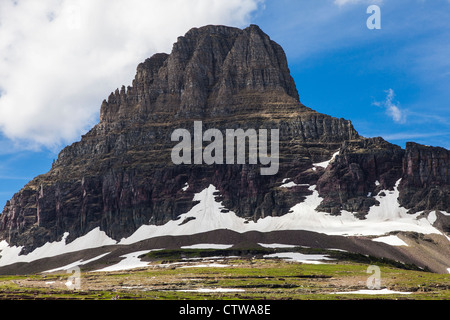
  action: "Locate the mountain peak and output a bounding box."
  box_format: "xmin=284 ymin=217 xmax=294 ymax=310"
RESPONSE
xmin=100 ymin=24 xmax=299 ymax=124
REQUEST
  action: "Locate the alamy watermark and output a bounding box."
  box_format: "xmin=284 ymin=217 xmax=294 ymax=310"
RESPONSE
xmin=171 ymin=121 xmax=279 ymax=176
xmin=366 ymin=265 xmax=381 ymax=289
xmin=367 ymin=5 xmax=381 ymax=30
xmin=65 ymin=266 xmax=81 ymax=290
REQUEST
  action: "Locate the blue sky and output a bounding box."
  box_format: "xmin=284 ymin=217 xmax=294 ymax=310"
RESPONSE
xmin=253 ymin=0 xmax=450 ymax=148
xmin=0 ymin=0 xmax=449 ymax=208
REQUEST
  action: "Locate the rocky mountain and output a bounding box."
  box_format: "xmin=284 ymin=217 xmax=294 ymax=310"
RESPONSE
xmin=0 ymin=25 xmax=448 ymax=273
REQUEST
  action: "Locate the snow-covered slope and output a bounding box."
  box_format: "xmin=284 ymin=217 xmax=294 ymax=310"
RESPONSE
xmin=0 ymin=179 xmax=447 ymax=270
xmin=120 ymin=180 xmax=444 ymax=243
xmin=0 ymin=228 xmax=115 ymax=267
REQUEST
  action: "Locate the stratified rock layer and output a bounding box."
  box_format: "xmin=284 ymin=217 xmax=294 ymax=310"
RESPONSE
xmin=0 ymin=25 xmax=448 ymax=253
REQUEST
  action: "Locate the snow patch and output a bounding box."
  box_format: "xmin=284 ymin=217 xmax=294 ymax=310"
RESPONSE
xmin=179 ymin=263 xmax=230 ymax=268
xmin=183 ymin=256 xmax=237 ymax=261
xmin=43 ymin=252 xmax=111 ymax=273
xmin=279 ymin=179 xmax=309 ymax=188
xmin=331 ymin=289 xmax=412 ymax=295
xmin=118 ymin=185 xmax=248 ymax=244
xmin=372 ymin=235 xmax=408 ymax=246
xmin=93 ymin=250 xmax=160 ymax=272
xmin=427 ymin=211 xmax=437 ymax=224
xmin=313 ymin=151 xmax=339 ymax=168
xmin=177 ymin=288 xmax=245 ymax=293
xmin=0 ymin=227 xmax=116 ymax=267
xmin=258 ymin=243 xmax=297 ymax=248
xmin=180 ymin=244 xmax=233 ymax=249
xmin=264 ymin=252 xmax=334 ymax=264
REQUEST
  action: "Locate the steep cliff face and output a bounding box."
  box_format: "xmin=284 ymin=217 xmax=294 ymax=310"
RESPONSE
xmin=399 ymin=143 xmax=449 ymax=214
xmin=99 ymin=24 xmax=300 ymax=124
xmin=0 ymin=25 xmax=448 ymax=254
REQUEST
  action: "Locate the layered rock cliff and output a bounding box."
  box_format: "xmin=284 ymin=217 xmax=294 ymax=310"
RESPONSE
xmin=0 ymin=25 xmax=448 ymax=254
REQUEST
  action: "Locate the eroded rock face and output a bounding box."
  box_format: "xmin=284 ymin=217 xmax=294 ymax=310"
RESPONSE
xmin=0 ymin=25 xmax=448 ymax=253
xmin=398 ymin=142 xmax=450 ymax=213
xmin=99 ymin=25 xmax=300 ymax=125
xmin=316 ymin=137 xmax=405 ymax=216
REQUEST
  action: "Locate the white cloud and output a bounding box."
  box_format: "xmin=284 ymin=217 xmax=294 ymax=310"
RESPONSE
xmin=334 ymin=0 xmax=358 ymax=5
xmin=0 ymin=0 xmax=262 ymax=150
xmin=373 ymin=89 xmax=406 ymax=124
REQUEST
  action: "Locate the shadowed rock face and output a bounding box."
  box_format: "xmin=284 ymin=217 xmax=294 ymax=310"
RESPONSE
xmin=399 ymin=143 xmax=449 ymax=214
xmin=0 ymin=25 xmax=448 ymax=254
xmin=316 ymin=137 xmax=405 ymax=216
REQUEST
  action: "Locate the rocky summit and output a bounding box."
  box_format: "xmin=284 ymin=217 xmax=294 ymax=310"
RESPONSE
xmin=0 ymin=25 xmax=448 ymax=273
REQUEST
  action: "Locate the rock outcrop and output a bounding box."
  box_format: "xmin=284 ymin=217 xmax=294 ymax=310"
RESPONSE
xmin=399 ymin=142 xmax=449 ymax=213
xmin=0 ymin=25 xmax=448 ymax=254
xmin=316 ymin=137 xmax=405 ymax=216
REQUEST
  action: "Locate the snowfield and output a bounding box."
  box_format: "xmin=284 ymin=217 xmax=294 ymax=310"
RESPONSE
xmin=180 ymin=244 xmax=233 ymax=249
xmin=0 ymin=228 xmax=115 ymax=267
xmin=0 ymin=177 xmax=448 ymax=269
xmin=119 ymin=179 xmax=444 ymax=244
xmin=93 ymin=250 xmax=156 ymax=272
xmin=43 ymin=252 xmax=111 ymax=273
xmin=263 ymin=252 xmax=334 ymax=264
xmin=372 ymin=235 xmax=408 ymax=246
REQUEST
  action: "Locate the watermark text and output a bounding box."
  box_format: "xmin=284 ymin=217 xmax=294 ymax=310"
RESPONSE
xmin=171 ymin=121 xmax=279 ymax=175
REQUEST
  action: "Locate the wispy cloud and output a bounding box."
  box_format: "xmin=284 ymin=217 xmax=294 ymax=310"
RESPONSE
xmin=373 ymin=89 xmax=406 ymax=124
xmin=405 ymin=110 xmax=449 ymax=125
xmin=381 ymin=131 xmax=450 ymax=141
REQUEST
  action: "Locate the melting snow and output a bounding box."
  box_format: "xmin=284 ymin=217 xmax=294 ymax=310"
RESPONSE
xmin=177 ymin=288 xmax=245 ymax=293
xmin=331 ymin=289 xmax=412 ymax=295
xmin=179 ymin=263 xmax=230 ymax=268
xmin=43 ymin=252 xmax=111 ymax=273
xmin=263 ymin=252 xmax=334 ymax=264
xmin=180 ymin=244 xmax=233 ymax=249
xmin=258 ymin=243 xmax=297 ymax=248
xmin=0 ymin=179 xmax=448 ymax=268
xmin=279 ymin=178 xmax=309 ymax=188
xmin=372 ymin=235 xmax=408 ymax=246
xmin=427 ymin=211 xmax=437 ymax=225
xmin=0 ymin=227 xmax=116 ymax=267
xmin=313 ymin=151 xmax=339 ymax=169
xmin=93 ymin=250 xmax=159 ymax=272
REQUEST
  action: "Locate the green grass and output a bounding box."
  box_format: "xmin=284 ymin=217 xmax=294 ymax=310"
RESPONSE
xmin=143 ymin=247 xmax=274 ymax=262
xmin=0 ymin=253 xmax=448 ymax=300
xmin=144 ymin=246 xmax=427 ymax=271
